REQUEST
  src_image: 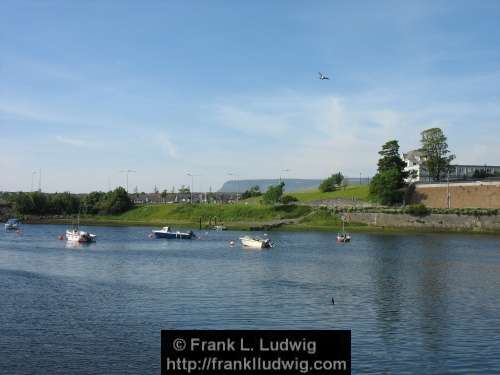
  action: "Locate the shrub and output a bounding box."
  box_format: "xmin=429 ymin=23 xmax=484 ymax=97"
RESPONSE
xmin=405 ymin=204 xmax=431 ymax=217
xmin=280 ymin=195 xmax=298 ymax=204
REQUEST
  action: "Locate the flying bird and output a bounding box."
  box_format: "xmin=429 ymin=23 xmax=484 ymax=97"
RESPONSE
xmin=318 ymin=72 xmax=330 ymax=80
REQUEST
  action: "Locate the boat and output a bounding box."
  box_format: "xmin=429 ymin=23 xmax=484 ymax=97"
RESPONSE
xmin=337 ymin=217 xmax=351 ymax=242
xmin=212 ymin=225 xmax=227 ymax=231
xmin=152 ymin=226 xmax=195 ymax=239
xmin=336 ymin=233 xmax=351 ymax=243
xmin=239 ymin=235 xmax=272 ymax=249
xmin=66 ymin=228 xmax=96 ymax=243
xmin=65 ymin=213 xmax=96 ymax=243
xmin=5 ymin=218 xmax=20 ymax=230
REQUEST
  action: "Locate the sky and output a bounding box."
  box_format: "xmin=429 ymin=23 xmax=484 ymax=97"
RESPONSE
xmin=1 ymin=0 xmax=500 ymax=193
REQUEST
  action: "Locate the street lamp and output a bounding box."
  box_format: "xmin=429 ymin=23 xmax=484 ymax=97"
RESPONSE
xmin=120 ymin=170 xmax=136 ymax=193
xmin=186 ymin=172 xmax=200 ymax=203
xmin=228 ymin=172 xmax=240 ymax=202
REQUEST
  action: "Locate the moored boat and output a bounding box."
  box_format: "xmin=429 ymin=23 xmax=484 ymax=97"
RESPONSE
xmin=152 ymin=226 xmax=195 ymax=239
xmin=66 ymin=229 xmax=96 ymax=243
xmin=239 ymin=235 xmax=272 ymax=249
xmin=4 ymin=218 xmax=20 ymax=230
xmin=336 ymin=216 xmax=351 ymax=243
xmin=336 ymin=233 xmax=351 ymax=243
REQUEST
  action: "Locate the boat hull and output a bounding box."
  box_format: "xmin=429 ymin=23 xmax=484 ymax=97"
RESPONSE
xmin=66 ymin=230 xmax=96 ymax=243
xmin=153 ymin=231 xmax=194 ymax=239
xmin=239 ymin=236 xmax=272 ymax=248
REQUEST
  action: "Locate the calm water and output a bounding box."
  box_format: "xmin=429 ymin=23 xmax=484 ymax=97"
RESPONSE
xmin=1 ymin=224 xmax=500 ymax=374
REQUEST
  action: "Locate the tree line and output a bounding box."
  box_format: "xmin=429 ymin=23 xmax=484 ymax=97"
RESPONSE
xmin=369 ymin=127 xmax=454 ymax=205
xmin=9 ymin=187 xmax=132 ymax=215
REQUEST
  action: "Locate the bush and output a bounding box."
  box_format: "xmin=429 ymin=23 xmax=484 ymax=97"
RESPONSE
xmin=319 ymin=172 xmax=344 ymax=192
xmin=262 ymin=182 xmax=285 ymax=205
xmin=280 ymin=195 xmax=298 ymax=204
xmin=405 ymin=204 xmax=430 ymax=217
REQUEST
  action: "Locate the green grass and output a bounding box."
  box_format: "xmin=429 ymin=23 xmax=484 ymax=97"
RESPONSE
xmin=288 ymin=185 xmax=370 ymax=202
xmin=92 ymin=203 xmax=311 ymax=226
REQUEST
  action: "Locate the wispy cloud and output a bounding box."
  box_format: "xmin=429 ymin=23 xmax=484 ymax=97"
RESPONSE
xmin=204 ymin=91 xmax=500 ymax=177
xmin=154 ymin=133 xmax=178 ymax=159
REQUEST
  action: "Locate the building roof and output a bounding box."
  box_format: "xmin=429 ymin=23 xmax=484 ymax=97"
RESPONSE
xmin=402 ymin=149 xmax=423 ymax=163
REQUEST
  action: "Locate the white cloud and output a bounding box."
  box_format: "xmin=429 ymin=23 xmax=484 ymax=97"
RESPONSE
xmin=155 ymin=133 xmax=178 ymax=159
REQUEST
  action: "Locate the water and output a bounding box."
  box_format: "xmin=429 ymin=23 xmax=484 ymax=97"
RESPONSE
xmin=1 ymin=225 xmax=500 ymax=374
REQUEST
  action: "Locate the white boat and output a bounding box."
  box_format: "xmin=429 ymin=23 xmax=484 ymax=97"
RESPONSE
xmin=239 ymin=235 xmax=272 ymax=248
xmin=336 ymin=233 xmax=351 ymax=243
xmin=336 ymin=217 xmax=351 ymax=242
xmin=5 ymin=218 xmax=20 ymax=230
xmin=66 ymin=229 xmax=96 ymax=243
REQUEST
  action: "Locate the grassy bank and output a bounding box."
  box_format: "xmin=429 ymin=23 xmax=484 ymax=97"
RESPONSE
xmin=84 ymin=203 xmax=311 ymax=229
xmin=289 ymin=185 xmax=369 ymax=202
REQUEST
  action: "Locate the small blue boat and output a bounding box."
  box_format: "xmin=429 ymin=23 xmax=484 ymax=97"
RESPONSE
xmin=152 ymin=226 xmax=195 ymax=239
xmin=5 ymin=218 xmax=20 ymax=230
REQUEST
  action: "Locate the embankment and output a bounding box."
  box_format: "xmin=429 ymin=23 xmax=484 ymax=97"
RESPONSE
xmin=347 ymin=212 xmax=500 ymax=232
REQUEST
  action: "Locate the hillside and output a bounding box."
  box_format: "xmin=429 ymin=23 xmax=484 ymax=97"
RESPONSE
xmin=219 ymin=178 xmax=370 ymax=193
xmin=289 ymin=185 xmax=370 ymax=202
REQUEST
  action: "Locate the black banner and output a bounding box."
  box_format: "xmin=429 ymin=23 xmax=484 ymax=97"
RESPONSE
xmin=161 ymin=330 xmax=351 ymax=374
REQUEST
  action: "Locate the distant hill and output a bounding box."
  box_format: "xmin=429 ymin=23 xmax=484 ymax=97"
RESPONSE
xmin=218 ymin=178 xmax=370 ymax=193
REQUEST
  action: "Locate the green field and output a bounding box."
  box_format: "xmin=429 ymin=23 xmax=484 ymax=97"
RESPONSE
xmin=88 ymin=203 xmax=312 ymax=228
xmin=289 ymin=185 xmax=370 ymax=202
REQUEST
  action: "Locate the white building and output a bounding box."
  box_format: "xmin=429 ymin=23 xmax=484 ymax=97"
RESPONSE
xmin=403 ymin=149 xmax=500 ymax=183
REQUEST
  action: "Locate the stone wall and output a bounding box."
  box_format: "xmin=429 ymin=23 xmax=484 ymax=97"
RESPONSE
xmin=410 ymin=181 xmax=500 ymax=209
xmin=349 ymin=212 xmax=500 ymax=231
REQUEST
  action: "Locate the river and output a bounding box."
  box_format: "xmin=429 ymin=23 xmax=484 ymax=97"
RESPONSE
xmin=1 ymin=224 xmax=499 ymax=374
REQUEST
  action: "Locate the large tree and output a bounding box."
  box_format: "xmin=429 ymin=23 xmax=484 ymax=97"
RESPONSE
xmin=369 ymin=140 xmax=408 ymax=205
xmin=419 ymin=128 xmax=455 ymax=181
xmin=319 ymin=172 xmax=344 ymax=192
xmin=262 ymin=182 xmax=285 ymax=204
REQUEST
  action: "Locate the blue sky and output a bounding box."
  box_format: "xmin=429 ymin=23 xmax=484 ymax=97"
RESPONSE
xmin=1 ymin=0 xmax=500 ymax=193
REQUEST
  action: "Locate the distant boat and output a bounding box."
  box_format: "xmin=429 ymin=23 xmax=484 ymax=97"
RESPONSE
xmin=66 ymin=213 xmax=96 ymax=243
xmin=66 ymin=229 xmax=97 ymax=243
xmin=212 ymin=225 xmax=227 ymax=231
xmin=239 ymin=235 xmax=272 ymax=249
xmin=4 ymin=218 xmax=20 ymax=230
xmin=152 ymin=226 xmax=195 ymax=239
xmin=337 ymin=217 xmax=351 ymax=243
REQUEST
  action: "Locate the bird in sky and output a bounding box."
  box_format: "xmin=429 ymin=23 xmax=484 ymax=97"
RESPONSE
xmin=318 ymin=72 xmax=330 ymax=80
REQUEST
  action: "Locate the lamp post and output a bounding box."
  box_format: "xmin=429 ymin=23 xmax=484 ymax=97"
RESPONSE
xmin=186 ymin=172 xmax=200 ymax=203
xmin=120 ymin=170 xmax=136 ymax=193
xmin=228 ymin=172 xmax=240 ymax=202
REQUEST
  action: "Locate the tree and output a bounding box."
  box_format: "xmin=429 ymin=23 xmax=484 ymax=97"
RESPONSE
xmin=369 ymin=140 xmax=408 ymax=205
xmin=12 ymin=192 xmax=35 ymax=214
xmin=419 ymin=128 xmax=455 ymax=181
xmin=82 ymin=191 xmax=106 ymax=214
xmin=241 ymin=185 xmax=262 ymax=199
xmin=161 ymin=189 xmax=168 ymax=199
xmin=100 ymin=187 xmax=132 ymax=214
xmin=178 ymin=185 xmax=190 ymax=194
xmin=319 ymin=172 xmax=343 ymax=192
xmin=262 ymin=182 xmax=285 ymax=204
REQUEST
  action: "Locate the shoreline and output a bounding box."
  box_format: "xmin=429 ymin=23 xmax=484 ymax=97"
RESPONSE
xmin=18 ymin=217 xmax=500 ymax=235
